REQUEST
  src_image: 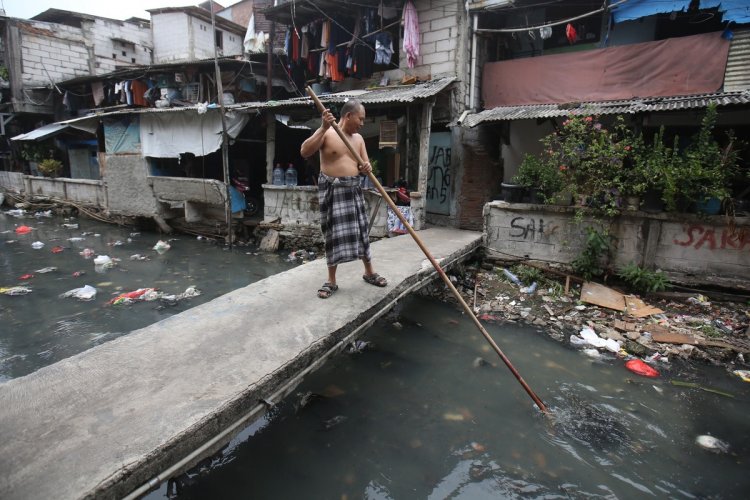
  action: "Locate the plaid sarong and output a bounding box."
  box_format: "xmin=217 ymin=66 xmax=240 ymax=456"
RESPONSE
xmin=318 ymin=173 xmax=372 ymax=267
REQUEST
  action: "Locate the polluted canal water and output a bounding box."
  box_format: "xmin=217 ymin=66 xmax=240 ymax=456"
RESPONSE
xmin=145 ymin=294 xmax=749 ymax=499
xmin=0 ymin=210 xmax=293 ymax=380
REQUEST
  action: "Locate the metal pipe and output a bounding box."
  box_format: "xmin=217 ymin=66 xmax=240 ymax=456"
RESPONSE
xmin=470 ymin=13 xmax=478 ymax=111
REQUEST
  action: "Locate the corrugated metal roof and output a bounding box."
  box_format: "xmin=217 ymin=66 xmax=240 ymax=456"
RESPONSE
xmin=725 ymin=29 xmax=750 ymax=92
xmin=459 ymin=90 xmax=750 ymax=127
xmin=79 ymin=77 xmax=456 ymax=117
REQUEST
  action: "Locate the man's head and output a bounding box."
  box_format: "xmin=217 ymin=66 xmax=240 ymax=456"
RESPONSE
xmin=339 ymin=99 xmax=365 ymax=134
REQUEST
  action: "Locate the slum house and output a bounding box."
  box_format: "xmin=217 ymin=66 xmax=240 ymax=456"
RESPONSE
xmin=2 ymin=5 xmax=287 ymax=233
xmin=4 ymin=1 xmax=464 ymax=247
xmin=461 ymin=0 xmax=750 ymax=289
xmin=259 ymin=0 xmax=500 ymax=236
xmin=0 ymin=9 xmax=153 ymax=172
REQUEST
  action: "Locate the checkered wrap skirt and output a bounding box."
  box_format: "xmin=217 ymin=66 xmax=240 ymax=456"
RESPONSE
xmin=318 ymin=173 xmax=372 ymax=267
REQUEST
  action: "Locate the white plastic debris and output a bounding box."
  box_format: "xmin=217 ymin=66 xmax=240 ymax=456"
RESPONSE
xmin=62 ymin=223 xmax=79 ymax=229
xmin=695 ymin=435 xmax=730 ymax=453
xmin=34 ymin=210 xmax=52 ymax=217
xmin=93 ymin=255 xmax=112 ymax=266
xmin=60 ymin=285 xmax=97 ymax=301
xmin=35 ymin=267 xmax=58 ymax=273
xmin=153 ymin=240 xmax=171 ymax=254
xmin=31 ymin=241 xmax=45 ymax=249
xmin=68 ymin=237 xmax=85 ymax=242
xmin=579 ymin=327 xmax=607 ymax=348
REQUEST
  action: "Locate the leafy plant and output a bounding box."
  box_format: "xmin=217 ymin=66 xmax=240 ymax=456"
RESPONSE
xmin=37 ymin=158 xmax=62 ymax=177
xmin=617 ymin=262 xmax=670 ymax=293
xmin=663 ymin=104 xmax=740 ymax=211
xmin=20 ymin=143 xmax=52 ymax=163
xmin=511 ymin=154 xmax=565 ymax=202
xmin=572 ymin=227 xmax=614 ymax=280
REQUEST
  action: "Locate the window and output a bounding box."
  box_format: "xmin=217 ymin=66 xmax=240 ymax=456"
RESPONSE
xmin=112 ymin=53 xmax=116 ymax=59
xmin=121 ymin=50 xmax=127 ymax=56
xmin=215 ymin=30 xmax=223 ymax=49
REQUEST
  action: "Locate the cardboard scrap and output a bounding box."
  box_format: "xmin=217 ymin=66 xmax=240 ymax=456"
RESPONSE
xmin=625 ymin=295 xmax=664 ymax=318
xmin=649 ymin=328 xmax=700 ymax=345
xmin=259 ymin=229 xmax=280 ymax=252
xmin=614 ymin=319 xmax=638 ymax=332
xmin=580 ymin=282 xmax=627 ymax=311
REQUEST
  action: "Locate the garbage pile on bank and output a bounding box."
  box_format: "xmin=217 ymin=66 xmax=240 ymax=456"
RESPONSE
xmin=424 ymin=258 xmax=750 ymax=379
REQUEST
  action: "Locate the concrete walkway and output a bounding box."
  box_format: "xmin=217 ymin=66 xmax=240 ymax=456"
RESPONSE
xmin=0 ymin=228 xmax=482 ymax=500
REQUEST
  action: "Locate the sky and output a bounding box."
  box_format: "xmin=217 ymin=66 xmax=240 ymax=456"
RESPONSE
xmin=4 ymin=0 xmax=207 ymax=21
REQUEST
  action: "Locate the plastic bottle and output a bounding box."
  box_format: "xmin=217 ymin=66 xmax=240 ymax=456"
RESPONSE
xmin=502 ymin=268 xmax=522 ymax=286
xmin=272 ymin=163 xmax=284 ymax=185
xmin=285 ymin=162 xmax=298 ymax=186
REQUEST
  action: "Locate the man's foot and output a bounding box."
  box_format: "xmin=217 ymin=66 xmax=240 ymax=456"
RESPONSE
xmin=317 ymin=282 xmax=338 ymax=299
xmin=362 ymin=273 xmax=387 ymax=287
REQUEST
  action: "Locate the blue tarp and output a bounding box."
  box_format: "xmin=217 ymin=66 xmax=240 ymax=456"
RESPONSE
xmin=103 ymin=116 xmax=141 ymax=154
xmin=229 ymin=185 xmax=246 ymax=213
xmin=612 ymin=0 xmax=750 ymax=25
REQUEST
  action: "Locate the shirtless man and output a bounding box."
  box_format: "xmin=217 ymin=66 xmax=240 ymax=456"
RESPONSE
xmin=300 ymin=99 xmax=388 ymax=298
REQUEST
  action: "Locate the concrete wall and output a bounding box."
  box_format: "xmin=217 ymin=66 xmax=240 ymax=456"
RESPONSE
xmin=85 ymin=18 xmax=153 ymax=74
xmin=152 ymin=13 xmax=191 ymax=63
xmin=263 ymin=184 xmax=392 ymax=248
xmin=217 ymin=0 xmax=256 ymax=33
xmin=102 ymin=155 xmax=160 ymax=216
xmin=152 ymin=12 xmax=243 ymax=63
xmin=150 ymin=177 xmax=226 ymax=205
xmin=0 ymin=171 xmax=26 ymax=193
xmin=484 ymin=202 xmax=750 ymax=290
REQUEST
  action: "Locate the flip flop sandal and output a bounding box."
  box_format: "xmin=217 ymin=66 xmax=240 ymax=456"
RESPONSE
xmin=362 ymin=273 xmax=387 ymax=287
xmin=317 ymin=282 xmax=338 ymax=299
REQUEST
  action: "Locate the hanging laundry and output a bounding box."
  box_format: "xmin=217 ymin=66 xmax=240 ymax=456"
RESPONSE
xmin=402 ymin=1 xmax=420 ymax=69
xmin=566 ymin=23 xmax=578 ymax=44
xmin=374 ymin=32 xmax=393 ymax=65
xmin=321 ymin=20 xmax=330 ymax=48
xmin=91 ymin=81 xmax=105 ymax=106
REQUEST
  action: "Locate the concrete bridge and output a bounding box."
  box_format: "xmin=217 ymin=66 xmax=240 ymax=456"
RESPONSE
xmin=0 ymin=228 xmax=482 ymax=500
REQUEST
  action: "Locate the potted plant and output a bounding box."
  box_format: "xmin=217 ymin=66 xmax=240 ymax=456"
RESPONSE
xmin=37 ymin=158 xmax=63 ymax=178
xmin=511 ymin=154 xmax=565 ymax=204
xmin=663 ymin=105 xmax=739 ymax=214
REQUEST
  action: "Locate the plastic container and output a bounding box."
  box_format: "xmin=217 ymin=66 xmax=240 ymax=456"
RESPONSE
xmin=272 ymin=163 xmax=285 ymax=185
xmin=285 ymin=163 xmax=298 ymax=186
xmin=502 ymin=268 xmax=522 ymax=285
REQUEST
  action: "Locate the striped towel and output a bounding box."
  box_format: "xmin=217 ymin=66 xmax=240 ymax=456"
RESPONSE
xmin=318 ymin=173 xmax=372 ymax=267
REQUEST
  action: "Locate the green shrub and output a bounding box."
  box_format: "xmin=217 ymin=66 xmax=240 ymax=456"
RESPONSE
xmin=572 ymin=227 xmax=613 ymax=280
xmin=617 ymin=262 xmax=670 ymax=293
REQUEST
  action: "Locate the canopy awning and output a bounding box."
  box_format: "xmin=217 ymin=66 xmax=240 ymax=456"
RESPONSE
xmin=11 ymin=116 xmax=99 ymax=142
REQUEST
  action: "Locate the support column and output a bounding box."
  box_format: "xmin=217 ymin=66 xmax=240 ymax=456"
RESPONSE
xmin=414 ymin=100 xmax=434 ymax=230
xmin=265 ymin=112 xmax=276 ymax=184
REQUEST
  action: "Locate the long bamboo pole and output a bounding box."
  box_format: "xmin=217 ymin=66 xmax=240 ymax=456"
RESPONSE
xmin=306 ymin=87 xmax=548 ymax=414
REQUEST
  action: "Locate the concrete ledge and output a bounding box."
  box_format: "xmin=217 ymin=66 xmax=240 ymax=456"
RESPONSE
xmin=0 ymin=228 xmax=482 ymax=500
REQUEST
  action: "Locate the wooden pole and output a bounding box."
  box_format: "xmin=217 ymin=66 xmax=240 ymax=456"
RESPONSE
xmin=306 ymin=87 xmax=548 ymax=414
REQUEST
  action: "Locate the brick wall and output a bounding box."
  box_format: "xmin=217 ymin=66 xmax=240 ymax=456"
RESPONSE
xmin=458 ymin=127 xmax=502 ymax=230
xmin=19 ymin=21 xmax=89 ymax=86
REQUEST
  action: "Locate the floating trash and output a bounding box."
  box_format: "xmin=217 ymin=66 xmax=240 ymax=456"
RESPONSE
xmin=68 ymin=237 xmax=85 ymax=242
xmin=19 ymin=274 xmax=34 ymax=280
xmin=60 ymin=285 xmax=97 ymax=301
xmin=625 ymin=359 xmax=660 ymax=378
xmin=62 ymin=223 xmax=79 ymax=229
xmin=93 ymin=255 xmax=112 ymax=266
xmin=1 ymin=286 xmax=33 ymax=296
xmin=72 ymin=271 xmax=85 ymax=277
xmin=695 ymin=434 xmax=730 ymax=453
xmin=15 ymin=226 xmax=32 ymax=234
xmin=6 ymin=209 xmax=25 ymax=217
xmin=732 ymin=370 xmax=750 ymax=382
xmin=31 ymin=241 xmax=44 ymax=249
xmin=129 ymin=254 xmax=149 ymax=261
xmin=347 ymin=340 xmax=370 ymax=354
xmin=80 ymin=248 xmax=95 ymax=258
xmin=35 ymin=267 xmax=57 ymax=274
xmin=153 ymin=240 xmax=171 ymax=254
xmin=34 ymin=210 xmax=52 ymax=217
xmin=51 ymin=246 xmax=64 ymax=254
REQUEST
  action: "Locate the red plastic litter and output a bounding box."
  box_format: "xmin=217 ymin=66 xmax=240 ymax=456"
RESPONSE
xmin=625 ymin=359 xmax=660 ymax=378
xmin=51 ymin=246 xmax=64 ymax=253
xmin=72 ymin=271 xmax=85 ymax=277
xmin=19 ymin=274 xmax=34 ymax=280
xmin=15 ymin=226 xmax=32 ymax=234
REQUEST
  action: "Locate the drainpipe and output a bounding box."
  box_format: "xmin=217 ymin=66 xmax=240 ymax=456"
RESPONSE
xmin=469 ymin=13 xmax=478 ymax=111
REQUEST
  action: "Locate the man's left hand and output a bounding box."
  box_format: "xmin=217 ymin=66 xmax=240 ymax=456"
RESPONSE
xmin=359 ymin=162 xmax=372 ymax=174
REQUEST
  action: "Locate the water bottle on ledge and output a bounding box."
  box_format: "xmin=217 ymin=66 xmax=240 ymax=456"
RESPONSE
xmin=272 ymin=163 xmax=284 ymax=185
xmin=285 ymin=163 xmax=297 ymax=186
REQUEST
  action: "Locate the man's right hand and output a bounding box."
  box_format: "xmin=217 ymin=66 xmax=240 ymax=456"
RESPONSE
xmin=321 ymin=109 xmax=335 ymax=130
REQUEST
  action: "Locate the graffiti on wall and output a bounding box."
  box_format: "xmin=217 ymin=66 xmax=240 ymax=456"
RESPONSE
xmin=426 ymin=132 xmax=452 ymax=215
xmin=508 ymin=217 xmax=559 ymax=240
xmin=673 ymin=225 xmax=750 ymax=251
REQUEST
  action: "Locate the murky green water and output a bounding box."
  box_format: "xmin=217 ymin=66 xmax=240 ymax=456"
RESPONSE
xmin=0 ymin=210 xmax=293 ymax=381
xmin=147 ymin=295 xmax=750 ymax=499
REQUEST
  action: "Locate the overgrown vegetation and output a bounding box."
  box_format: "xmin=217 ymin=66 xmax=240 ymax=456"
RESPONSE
xmin=617 ymin=262 xmax=670 ymax=293
xmin=571 ymin=227 xmax=614 ymax=280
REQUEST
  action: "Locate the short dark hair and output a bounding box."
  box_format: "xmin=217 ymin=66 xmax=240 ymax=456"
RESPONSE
xmin=340 ymin=99 xmax=363 ymax=118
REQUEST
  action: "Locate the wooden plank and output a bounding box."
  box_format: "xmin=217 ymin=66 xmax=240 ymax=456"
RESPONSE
xmin=580 ymin=282 xmax=627 ymax=311
xmin=625 ymin=296 xmax=663 ymax=318
xmin=614 ymin=319 xmax=637 ymax=332
xmin=650 ymin=328 xmax=699 ymax=345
